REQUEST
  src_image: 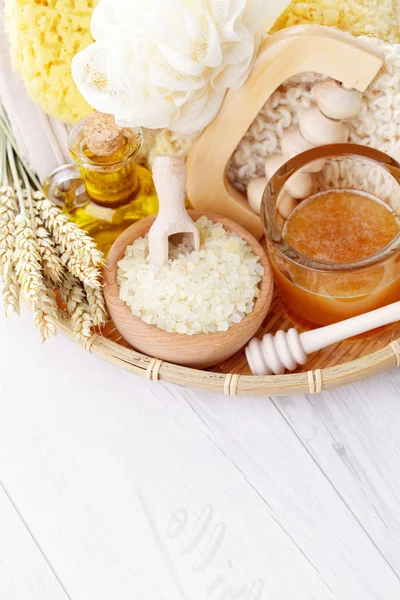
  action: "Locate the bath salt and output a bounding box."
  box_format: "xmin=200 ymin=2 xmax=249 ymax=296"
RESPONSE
xmin=117 ymin=216 xmax=264 ymax=335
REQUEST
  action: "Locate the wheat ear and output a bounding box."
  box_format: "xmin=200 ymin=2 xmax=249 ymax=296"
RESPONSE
xmin=70 ymin=303 xmax=94 ymax=347
xmin=14 ymin=214 xmax=58 ymax=342
xmin=0 ymin=186 xmax=20 ymax=316
xmin=6 ymin=139 xmax=58 ymax=342
xmin=23 ymin=189 xmax=64 ymax=285
xmin=35 ymin=194 xmax=104 ymax=286
xmin=60 ymin=273 xmax=107 ymax=343
xmin=1 ymin=110 xmax=107 ymax=345
xmin=84 ymin=282 xmax=108 ymax=327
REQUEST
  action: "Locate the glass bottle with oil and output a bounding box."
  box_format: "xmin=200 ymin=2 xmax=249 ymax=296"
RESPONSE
xmin=45 ymin=112 xmax=158 ymax=256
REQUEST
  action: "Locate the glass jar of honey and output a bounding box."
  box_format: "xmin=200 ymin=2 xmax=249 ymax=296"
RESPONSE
xmin=261 ymin=144 xmax=400 ymax=327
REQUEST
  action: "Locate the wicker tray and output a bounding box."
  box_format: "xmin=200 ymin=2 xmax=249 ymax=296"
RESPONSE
xmin=57 ymin=290 xmax=400 ymax=396
xmin=50 ymin=27 xmax=400 ymax=395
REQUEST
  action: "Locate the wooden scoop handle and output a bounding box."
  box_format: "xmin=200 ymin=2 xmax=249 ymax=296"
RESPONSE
xmin=152 ymin=156 xmax=187 ymax=218
xmin=149 ymin=156 xmax=200 ymax=266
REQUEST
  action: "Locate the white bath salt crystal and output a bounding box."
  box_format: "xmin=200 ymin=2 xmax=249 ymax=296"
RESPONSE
xmin=223 ymin=238 xmax=240 ymax=252
xmin=170 ymin=301 xmax=182 ymax=314
xmin=245 ymin=302 xmax=254 ymax=313
xmin=117 ymin=218 xmax=263 ymax=335
xmin=206 ymin=251 xmax=217 ymax=264
xmin=218 ymin=263 xmax=227 ymax=274
xmin=231 ymin=313 xmax=242 ymax=323
xmin=196 ymin=216 xmax=208 ymax=227
xmin=256 ymin=263 xmax=265 ymax=276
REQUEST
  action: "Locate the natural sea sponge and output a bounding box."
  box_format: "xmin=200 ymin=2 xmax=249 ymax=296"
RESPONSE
xmin=5 ymin=0 xmax=99 ymax=123
xmin=271 ymin=0 xmax=399 ymax=43
xmin=4 ymin=0 xmax=399 ymax=129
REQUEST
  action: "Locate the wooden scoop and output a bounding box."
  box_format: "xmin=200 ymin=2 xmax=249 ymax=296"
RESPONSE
xmin=149 ymin=156 xmax=200 ymax=266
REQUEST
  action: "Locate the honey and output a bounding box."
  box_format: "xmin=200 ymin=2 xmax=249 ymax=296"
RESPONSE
xmin=284 ymin=191 xmax=399 ymax=263
xmin=271 ymin=190 xmax=400 ymax=326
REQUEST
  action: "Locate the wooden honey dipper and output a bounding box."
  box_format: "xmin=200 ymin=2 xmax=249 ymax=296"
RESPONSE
xmin=246 ymin=301 xmax=400 ymax=376
xmin=247 ymin=79 xmax=362 ymax=216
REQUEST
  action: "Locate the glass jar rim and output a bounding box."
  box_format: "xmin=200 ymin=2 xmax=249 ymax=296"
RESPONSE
xmin=69 ymin=119 xmax=143 ymax=170
xmin=261 ymin=143 xmax=400 ymax=273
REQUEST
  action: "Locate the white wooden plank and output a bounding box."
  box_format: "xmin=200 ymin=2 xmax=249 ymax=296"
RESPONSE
xmin=182 ymin=387 xmax=400 ymax=598
xmin=1 ymin=306 xmax=400 ymax=600
xmin=0 ymin=309 xmax=334 ymax=600
xmin=0 ymin=483 xmax=70 ymax=600
xmin=272 ymin=372 xmax=400 ymax=574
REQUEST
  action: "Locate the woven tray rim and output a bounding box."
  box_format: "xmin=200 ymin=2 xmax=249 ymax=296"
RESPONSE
xmin=56 ymin=311 xmax=400 ymax=397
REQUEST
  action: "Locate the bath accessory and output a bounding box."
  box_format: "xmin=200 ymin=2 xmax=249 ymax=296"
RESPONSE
xmin=103 ymin=210 xmax=273 ymax=368
xmin=44 ymin=112 xmax=158 ymax=257
xmin=186 ymin=25 xmax=384 ymax=238
xmin=103 ymin=158 xmax=273 ymax=367
xmin=246 ymin=301 xmax=400 ymax=376
xmin=148 ymin=156 xmax=200 ymax=266
xmin=248 ymin=77 xmax=362 ymax=216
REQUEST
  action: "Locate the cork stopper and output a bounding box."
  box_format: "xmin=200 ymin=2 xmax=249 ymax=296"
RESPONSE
xmin=83 ymin=112 xmax=124 ymax=157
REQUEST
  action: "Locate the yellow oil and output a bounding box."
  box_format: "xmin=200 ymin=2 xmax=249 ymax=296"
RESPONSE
xmin=68 ymin=136 xmax=158 ymax=257
xmin=65 ymin=164 xmax=158 ymax=257
xmin=72 ymin=136 xmax=140 ymax=206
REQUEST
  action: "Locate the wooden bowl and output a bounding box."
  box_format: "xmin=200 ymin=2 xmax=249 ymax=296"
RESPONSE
xmin=103 ymin=211 xmax=274 ymax=368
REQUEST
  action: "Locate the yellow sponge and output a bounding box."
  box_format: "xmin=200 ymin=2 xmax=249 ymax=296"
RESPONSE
xmin=5 ymin=0 xmax=398 ymax=125
xmin=272 ymin=0 xmax=399 ymax=44
xmin=5 ymin=0 xmax=99 ymax=123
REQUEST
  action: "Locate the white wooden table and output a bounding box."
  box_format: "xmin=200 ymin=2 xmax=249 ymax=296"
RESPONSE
xmin=1 ymin=296 xmax=400 ymax=600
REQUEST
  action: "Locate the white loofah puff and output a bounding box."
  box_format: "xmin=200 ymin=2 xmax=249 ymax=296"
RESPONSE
xmin=71 ymin=0 xmax=290 ymax=136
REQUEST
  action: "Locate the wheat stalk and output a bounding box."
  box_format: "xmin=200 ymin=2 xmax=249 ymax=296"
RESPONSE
xmin=0 ymin=187 xmax=16 ymax=270
xmin=84 ymin=282 xmax=108 ymax=327
xmin=0 ymin=186 xmax=20 ymax=316
xmin=59 ymin=273 xmax=84 ymax=313
xmin=35 ymin=195 xmax=104 ymax=286
xmin=0 ymin=119 xmax=21 ymax=317
xmin=70 ymin=303 xmax=94 ymax=347
xmin=7 ymin=138 xmax=58 ymax=342
xmin=14 ymin=213 xmax=58 ymax=342
xmin=23 ymin=188 xmax=63 ymax=285
xmin=0 ymin=109 xmax=108 ymax=344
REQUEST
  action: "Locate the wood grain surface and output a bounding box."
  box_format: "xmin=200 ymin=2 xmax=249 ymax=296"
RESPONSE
xmin=1 ymin=299 xmax=400 ymax=600
xmin=0 ymin=485 xmax=70 ymax=600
